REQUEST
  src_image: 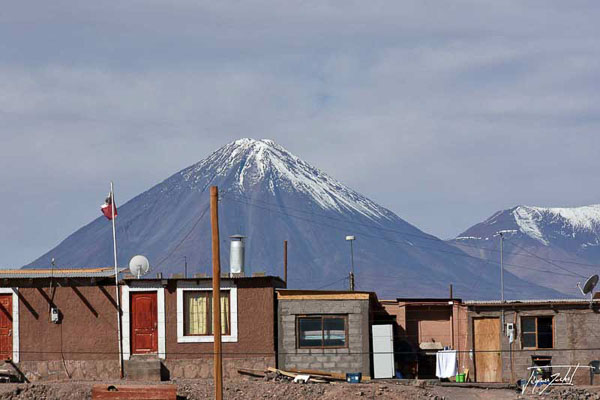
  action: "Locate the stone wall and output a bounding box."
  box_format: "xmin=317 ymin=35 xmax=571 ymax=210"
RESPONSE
xmin=163 ymin=356 xmax=275 ymax=379
xmin=277 ymin=299 xmax=370 ymax=377
xmin=18 ymin=360 xmax=120 ymax=382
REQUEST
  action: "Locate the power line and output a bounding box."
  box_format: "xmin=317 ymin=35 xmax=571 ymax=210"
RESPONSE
xmin=223 ymin=196 xmax=582 ymax=278
xmin=315 ymin=276 xmax=349 ymax=290
xmin=154 ymin=204 xmax=210 ymax=268
xmin=226 ymin=193 xmax=600 ymax=269
xmin=505 ymin=238 xmax=588 ymax=279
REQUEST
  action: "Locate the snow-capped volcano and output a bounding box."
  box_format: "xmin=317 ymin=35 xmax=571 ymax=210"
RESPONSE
xmin=455 ymin=204 xmax=600 ymax=250
xmin=25 ymin=139 xmax=563 ymax=299
xmin=450 ymin=204 xmax=600 ymax=296
xmin=182 ymin=138 xmax=394 ymax=221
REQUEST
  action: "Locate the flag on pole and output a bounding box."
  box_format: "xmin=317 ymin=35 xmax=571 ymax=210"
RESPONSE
xmin=101 ymin=195 xmax=117 ymax=220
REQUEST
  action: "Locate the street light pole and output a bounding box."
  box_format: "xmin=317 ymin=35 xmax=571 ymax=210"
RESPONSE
xmin=346 ymin=236 xmax=356 ymax=291
xmin=495 ymin=229 xmax=516 ymax=333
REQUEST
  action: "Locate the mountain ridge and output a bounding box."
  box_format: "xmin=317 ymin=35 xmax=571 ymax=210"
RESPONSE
xmin=450 ymin=203 xmax=600 ymax=296
xmin=26 ymin=138 xmax=565 ymax=300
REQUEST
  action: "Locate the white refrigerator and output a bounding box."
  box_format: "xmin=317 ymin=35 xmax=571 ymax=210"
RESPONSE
xmin=372 ymin=324 xmax=395 ymax=379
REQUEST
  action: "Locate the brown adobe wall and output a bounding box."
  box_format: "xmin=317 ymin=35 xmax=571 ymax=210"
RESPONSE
xmin=163 ymin=280 xmax=277 ymax=361
xmin=17 ymin=284 xmax=120 ymax=362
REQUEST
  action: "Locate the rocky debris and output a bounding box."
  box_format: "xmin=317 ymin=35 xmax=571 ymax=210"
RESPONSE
xmin=0 ymin=383 xmax=91 ymax=400
xmin=0 ymin=378 xmax=543 ymax=400
xmin=539 ymin=387 xmax=600 ymax=400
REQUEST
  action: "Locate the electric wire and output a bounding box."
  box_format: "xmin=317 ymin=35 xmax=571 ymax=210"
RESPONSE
xmin=223 ymin=195 xmax=583 ymax=278
xmin=225 ymin=193 xmax=600 ymax=270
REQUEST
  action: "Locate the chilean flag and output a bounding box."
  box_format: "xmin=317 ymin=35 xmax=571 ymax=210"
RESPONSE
xmin=101 ymin=195 xmax=117 ymax=220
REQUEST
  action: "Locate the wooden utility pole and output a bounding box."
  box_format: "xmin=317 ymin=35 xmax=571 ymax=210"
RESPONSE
xmin=283 ymin=240 xmax=288 ymax=287
xmin=210 ymin=186 xmax=223 ymax=400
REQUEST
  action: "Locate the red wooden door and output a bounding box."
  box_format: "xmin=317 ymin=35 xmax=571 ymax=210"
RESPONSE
xmin=0 ymin=294 xmax=12 ymax=360
xmin=131 ymin=292 xmax=158 ymax=355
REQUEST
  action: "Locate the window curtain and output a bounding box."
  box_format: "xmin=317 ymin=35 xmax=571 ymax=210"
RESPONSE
xmin=220 ymin=293 xmax=229 ymax=334
xmin=187 ymin=293 xmax=208 ymax=335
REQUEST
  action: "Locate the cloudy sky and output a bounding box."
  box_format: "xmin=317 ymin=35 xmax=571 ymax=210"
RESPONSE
xmin=1 ymin=1 xmax=600 ymax=267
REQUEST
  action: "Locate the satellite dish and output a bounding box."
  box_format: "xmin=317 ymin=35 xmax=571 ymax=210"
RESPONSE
xmin=582 ymin=275 xmax=599 ymax=295
xmin=129 ymin=255 xmax=150 ymax=279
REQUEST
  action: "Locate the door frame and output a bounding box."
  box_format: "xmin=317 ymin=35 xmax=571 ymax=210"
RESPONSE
xmin=0 ymin=288 xmax=19 ymax=362
xmin=122 ymin=284 xmax=165 ymax=360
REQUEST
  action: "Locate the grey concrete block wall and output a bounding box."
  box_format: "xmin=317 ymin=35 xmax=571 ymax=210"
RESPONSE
xmin=277 ymin=299 xmax=370 ymax=377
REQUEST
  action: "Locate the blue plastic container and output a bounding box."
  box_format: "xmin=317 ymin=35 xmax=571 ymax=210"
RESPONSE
xmin=346 ymin=372 xmax=362 ymax=383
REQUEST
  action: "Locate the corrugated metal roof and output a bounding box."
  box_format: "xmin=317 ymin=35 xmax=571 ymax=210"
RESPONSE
xmin=464 ymin=298 xmax=597 ymax=305
xmin=0 ymin=267 xmax=125 ymax=278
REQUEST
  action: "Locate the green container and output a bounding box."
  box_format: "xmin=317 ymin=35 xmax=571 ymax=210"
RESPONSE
xmin=456 ymin=374 xmax=465 ymax=383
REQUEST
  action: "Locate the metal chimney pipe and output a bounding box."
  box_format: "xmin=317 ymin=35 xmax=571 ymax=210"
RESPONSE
xmin=229 ymin=235 xmax=246 ymax=276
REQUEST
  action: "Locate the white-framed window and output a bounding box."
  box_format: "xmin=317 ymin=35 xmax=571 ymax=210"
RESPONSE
xmin=176 ymin=280 xmax=238 ymax=343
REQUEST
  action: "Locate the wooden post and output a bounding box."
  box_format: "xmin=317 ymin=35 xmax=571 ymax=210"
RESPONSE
xmin=210 ymin=186 xmax=223 ymax=400
xmin=284 ymin=240 xmax=288 ymax=287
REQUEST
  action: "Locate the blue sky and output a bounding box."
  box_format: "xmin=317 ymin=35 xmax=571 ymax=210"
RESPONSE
xmin=1 ymin=1 xmax=600 ymax=266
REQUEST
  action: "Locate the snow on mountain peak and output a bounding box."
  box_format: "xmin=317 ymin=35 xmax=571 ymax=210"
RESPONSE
xmin=513 ymin=204 xmax=600 ymax=245
xmin=182 ymin=138 xmax=393 ymax=221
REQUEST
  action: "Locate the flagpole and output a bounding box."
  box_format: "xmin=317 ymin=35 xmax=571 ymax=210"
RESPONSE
xmin=111 ymin=182 xmax=124 ymax=379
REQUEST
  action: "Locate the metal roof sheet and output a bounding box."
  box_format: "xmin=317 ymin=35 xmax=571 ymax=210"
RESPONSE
xmin=464 ymin=298 xmax=597 ymax=305
xmin=0 ymin=267 xmax=125 ymax=279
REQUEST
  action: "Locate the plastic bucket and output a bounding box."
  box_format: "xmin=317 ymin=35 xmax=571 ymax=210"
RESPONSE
xmin=456 ymin=374 xmax=465 ymax=383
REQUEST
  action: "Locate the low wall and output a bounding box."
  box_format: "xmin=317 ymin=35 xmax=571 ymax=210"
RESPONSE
xmin=18 ymin=360 xmax=120 ymax=381
xmin=164 ymin=356 xmax=276 ymax=379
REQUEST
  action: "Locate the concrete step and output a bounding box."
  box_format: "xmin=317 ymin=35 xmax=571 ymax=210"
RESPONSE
xmin=124 ymin=357 xmax=162 ymax=381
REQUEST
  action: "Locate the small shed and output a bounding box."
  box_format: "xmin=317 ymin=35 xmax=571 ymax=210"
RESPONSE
xmin=276 ymin=290 xmax=375 ymax=378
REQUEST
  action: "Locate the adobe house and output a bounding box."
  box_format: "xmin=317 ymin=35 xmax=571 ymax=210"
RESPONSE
xmin=379 ymin=298 xmax=467 ymax=379
xmin=125 ymin=275 xmax=285 ymax=379
xmin=463 ymin=299 xmax=600 ymax=385
xmin=276 ymin=290 xmax=376 ymax=378
xmin=0 ymin=268 xmax=123 ymax=381
xmin=0 ymin=267 xmax=285 ymax=381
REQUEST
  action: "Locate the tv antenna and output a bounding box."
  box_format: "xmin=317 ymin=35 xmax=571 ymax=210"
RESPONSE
xmin=129 ymin=255 xmax=151 ymax=279
xmin=577 ymin=274 xmax=599 ymax=306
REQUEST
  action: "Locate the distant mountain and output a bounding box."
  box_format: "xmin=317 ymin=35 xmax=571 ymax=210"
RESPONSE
xmin=449 ymin=205 xmax=600 ymax=296
xmin=26 ymin=139 xmax=563 ymax=299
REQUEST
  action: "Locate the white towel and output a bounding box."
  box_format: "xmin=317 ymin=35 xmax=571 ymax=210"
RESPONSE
xmin=436 ymin=350 xmax=458 ymax=378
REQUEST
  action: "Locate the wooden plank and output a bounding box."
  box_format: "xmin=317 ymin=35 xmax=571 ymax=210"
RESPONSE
xmin=238 ymin=368 xmax=266 ymax=378
xmin=92 ymin=385 xmax=176 ymax=400
xmin=266 ymin=367 xmax=328 ymax=383
xmin=473 ymin=318 xmax=501 ymax=383
xmin=287 ymin=368 xmax=345 ymax=380
xmin=277 ymin=294 xmax=370 ymax=300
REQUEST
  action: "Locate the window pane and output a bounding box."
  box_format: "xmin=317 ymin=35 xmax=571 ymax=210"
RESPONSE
xmin=185 ymin=292 xmax=208 ymax=335
xmin=522 ymin=317 xmax=535 ymax=333
xmin=323 ymin=317 xmax=346 ymax=347
xmin=298 ymin=318 xmax=323 ymax=347
xmin=537 ymin=317 xmax=553 ymax=348
xmin=523 ymin=333 xmax=536 ymax=348
xmin=220 ymin=292 xmax=230 ymax=335
xmin=184 ymin=291 xmax=230 ymax=336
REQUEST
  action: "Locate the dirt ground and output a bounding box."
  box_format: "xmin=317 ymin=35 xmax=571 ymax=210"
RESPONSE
xmin=0 ymin=378 xmax=597 ymax=400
